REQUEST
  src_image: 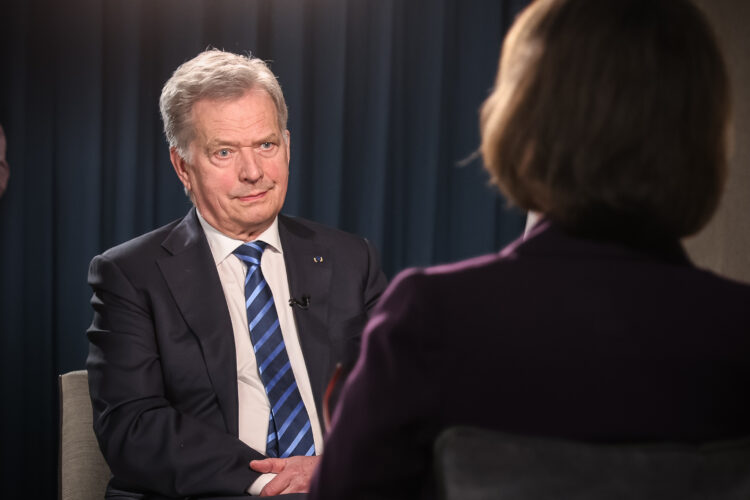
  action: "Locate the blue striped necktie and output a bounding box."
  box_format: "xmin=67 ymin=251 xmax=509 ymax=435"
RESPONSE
xmin=233 ymin=241 xmax=316 ymax=458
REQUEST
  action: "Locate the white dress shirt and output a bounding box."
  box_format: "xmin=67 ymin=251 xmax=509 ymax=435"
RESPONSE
xmin=196 ymin=211 xmax=324 ymax=495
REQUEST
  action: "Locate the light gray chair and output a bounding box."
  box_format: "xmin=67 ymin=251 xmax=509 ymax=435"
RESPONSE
xmin=435 ymin=426 xmax=750 ymax=500
xmin=58 ymin=370 xmax=111 ymax=500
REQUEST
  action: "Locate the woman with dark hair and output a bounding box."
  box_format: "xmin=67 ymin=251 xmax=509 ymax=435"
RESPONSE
xmin=308 ymin=1 xmax=750 ymax=498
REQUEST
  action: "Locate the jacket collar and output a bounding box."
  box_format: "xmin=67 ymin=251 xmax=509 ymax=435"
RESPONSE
xmin=157 ymin=210 xmax=337 ymax=432
xmin=277 ymin=215 xmax=334 ymax=423
xmin=515 ymin=218 xmax=692 ymax=267
xmin=157 ymin=208 xmax=241 ymax=435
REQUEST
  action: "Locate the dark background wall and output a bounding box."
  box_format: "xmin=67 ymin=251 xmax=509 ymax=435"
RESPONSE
xmin=685 ymin=0 xmax=750 ymax=282
xmin=0 ymin=0 xmax=528 ymax=496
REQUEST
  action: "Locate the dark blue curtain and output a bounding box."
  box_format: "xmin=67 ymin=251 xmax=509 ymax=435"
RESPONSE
xmin=0 ymin=0 xmax=528 ymax=496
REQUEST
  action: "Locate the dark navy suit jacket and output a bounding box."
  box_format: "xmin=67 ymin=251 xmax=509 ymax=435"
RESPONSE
xmin=309 ymin=220 xmax=750 ymax=499
xmin=86 ymin=208 xmax=387 ymax=499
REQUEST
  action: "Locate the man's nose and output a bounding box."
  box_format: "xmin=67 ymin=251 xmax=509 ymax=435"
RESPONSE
xmin=238 ymin=149 xmax=263 ymax=182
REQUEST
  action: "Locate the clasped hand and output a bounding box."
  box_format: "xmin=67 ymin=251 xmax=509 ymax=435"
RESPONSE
xmin=250 ymin=455 xmax=321 ymax=496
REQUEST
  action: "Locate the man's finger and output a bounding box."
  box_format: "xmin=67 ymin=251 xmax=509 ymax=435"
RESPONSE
xmin=260 ymin=474 xmax=291 ymax=497
xmin=250 ymin=457 xmax=287 ymax=474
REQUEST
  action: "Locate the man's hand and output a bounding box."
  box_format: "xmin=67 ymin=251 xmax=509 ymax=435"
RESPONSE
xmin=250 ymin=455 xmax=321 ymax=496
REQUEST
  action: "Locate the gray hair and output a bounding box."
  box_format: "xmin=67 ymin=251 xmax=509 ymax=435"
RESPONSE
xmin=159 ymin=49 xmax=288 ymax=161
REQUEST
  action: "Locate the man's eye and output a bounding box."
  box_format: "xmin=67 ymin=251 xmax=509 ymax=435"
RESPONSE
xmin=216 ymin=149 xmax=231 ymax=158
xmin=260 ymin=142 xmax=274 ymax=150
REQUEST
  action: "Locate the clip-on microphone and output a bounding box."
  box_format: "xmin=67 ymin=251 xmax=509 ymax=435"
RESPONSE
xmin=289 ymin=295 xmax=311 ymax=310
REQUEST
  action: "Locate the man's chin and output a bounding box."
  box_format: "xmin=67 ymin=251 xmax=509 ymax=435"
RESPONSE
xmin=231 ymin=213 xmax=278 ymax=236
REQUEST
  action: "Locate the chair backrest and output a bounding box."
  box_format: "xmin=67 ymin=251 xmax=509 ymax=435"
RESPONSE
xmin=58 ymin=370 xmax=111 ymax=500
xmin=434 ymin=426 xmax=750 ymax=500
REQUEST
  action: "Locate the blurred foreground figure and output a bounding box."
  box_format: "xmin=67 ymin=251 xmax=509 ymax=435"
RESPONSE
xmin=0 ymin=124 xmax=9 ymax=198
xmin=309 ymin=0 xmax=750 ymax=498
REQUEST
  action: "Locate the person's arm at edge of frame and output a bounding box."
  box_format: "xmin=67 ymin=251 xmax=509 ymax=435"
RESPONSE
xmin=307 ymin=268 xmax=441 ymax=499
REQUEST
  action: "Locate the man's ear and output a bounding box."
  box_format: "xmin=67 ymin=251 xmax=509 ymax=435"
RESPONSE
xmin=284 ymin=130 xmax=291 ymax=164
xmin=170 ymin=147 xmax=192 ymax=193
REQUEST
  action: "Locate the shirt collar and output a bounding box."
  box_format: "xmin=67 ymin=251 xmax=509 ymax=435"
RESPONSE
xmin=196 ymin=209 xmax=282 ymax=266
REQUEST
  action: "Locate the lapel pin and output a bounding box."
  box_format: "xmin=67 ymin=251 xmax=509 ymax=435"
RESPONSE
xmin=313 ymin=256 xmax=324 ymax=263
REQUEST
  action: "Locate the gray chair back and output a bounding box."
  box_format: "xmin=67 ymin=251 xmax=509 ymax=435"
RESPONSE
xmin=59 ymin=370 xmax=111 ymax=500
xmin=435 ymin=426 xmax=750 ymax=500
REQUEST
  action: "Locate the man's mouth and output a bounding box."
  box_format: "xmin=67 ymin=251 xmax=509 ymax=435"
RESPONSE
xmin=236 ymin=189 xmax=270 ymax=202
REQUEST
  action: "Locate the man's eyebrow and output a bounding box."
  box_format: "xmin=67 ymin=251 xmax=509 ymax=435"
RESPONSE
xmin=256 ymin=133 xmax=280 ymax=144
xmin=205 ymin=139 xmax=242 ymax=149
xmin=204 ymin=133 xmax=280 ymax=149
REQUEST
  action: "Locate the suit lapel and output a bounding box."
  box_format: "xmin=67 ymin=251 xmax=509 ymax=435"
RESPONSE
xmin=278 ymin=215 xmax=333 ymax=419
xmin=156 ymin=208 xmax=240 ymax=436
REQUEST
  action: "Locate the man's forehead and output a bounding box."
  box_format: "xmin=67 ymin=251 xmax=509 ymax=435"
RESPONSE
xmin=193 ymin=88 xmax=274 ymax=113
xmin=190 ymin=91 xmax=281 ymax=141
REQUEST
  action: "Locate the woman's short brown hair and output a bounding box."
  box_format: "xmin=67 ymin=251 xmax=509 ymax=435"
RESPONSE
xmin=480 ymin=0 xmax=730 ymax=240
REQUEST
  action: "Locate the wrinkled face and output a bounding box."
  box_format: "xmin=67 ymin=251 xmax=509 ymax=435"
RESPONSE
xmin=171 ymin=90 xmax=290 ymax=241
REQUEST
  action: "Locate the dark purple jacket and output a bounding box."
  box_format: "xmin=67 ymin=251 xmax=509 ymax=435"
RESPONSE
xmin=309 ymin=220 xmax=750 ymax=499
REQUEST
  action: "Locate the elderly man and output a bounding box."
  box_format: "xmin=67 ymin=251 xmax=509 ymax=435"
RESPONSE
xmin=86 ymin=49 xmax=387 ymax=498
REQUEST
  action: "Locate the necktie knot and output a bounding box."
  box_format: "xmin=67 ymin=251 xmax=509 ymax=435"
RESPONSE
xmin=234 ymin=241 xmax=267 ymax=267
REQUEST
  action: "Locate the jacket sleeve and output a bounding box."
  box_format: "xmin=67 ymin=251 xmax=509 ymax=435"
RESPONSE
xmin=86 ymin=253 xmax=264 ymax=497
xmin=309 ymin=269 xmax=443 ymax=499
